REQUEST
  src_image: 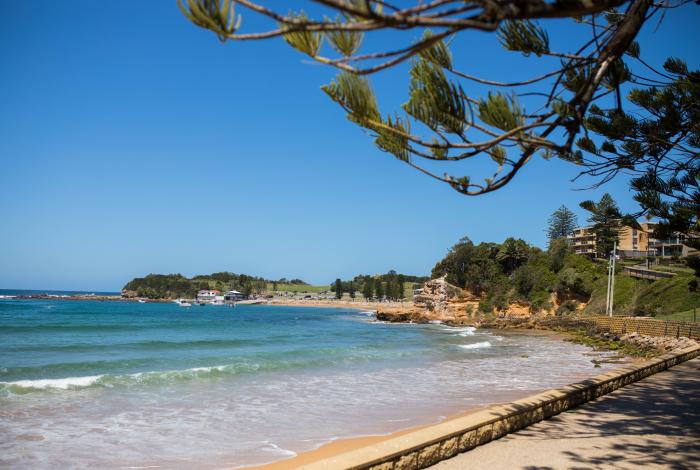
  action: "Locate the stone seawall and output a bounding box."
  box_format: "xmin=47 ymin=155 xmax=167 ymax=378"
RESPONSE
xmin=587 ymin=316 xmax=700 ymax=341
xmin=300 ymin=345 xmax=700 ymax=470
xmin=478 ymin=315 xmax=700 ymax=341
xmin=533 ymin=316 xmax=700 ymax=341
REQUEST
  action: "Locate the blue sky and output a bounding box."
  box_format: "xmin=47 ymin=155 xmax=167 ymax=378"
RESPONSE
xmin=1 ymin=2 xmax=698 ymax=291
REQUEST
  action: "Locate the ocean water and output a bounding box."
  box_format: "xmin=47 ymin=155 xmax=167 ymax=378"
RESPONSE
xmin=0 ymin=298 xmax=622 ymax=468
xmin=0 ymin=288 xmax=120 ymax=298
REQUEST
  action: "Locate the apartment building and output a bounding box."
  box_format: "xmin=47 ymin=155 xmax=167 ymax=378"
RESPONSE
xmin=568 ymin=221 xmax=697 ymax=258
xmin=618 ymin=222 xmax=654 ymax=257
xmin=569 ymin=226 xmax=597 ymax=256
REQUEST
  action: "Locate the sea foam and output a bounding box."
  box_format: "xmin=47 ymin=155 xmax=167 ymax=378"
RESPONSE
xmin=3 ymin=375 xmax=105 ymax=391
xmin=0 ymin=364 xmax=247 ymax=394
xmin=448 ymin=326 xmax=476 ymax=336
xmin=458 ymin=341 xmax=492 ymax=350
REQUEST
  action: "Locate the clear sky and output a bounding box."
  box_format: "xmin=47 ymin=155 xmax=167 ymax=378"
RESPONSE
xmin=1 ymin=2 xmax=699 ymax=291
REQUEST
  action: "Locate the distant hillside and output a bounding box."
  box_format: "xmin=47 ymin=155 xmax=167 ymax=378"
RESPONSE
xmin=123 ymin=272 xmax=291 ymax=299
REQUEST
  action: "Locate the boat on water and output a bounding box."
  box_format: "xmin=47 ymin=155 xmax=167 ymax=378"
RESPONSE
xmin=173 ymin=299 xmax=192 ymax=307
xmin=138 ymin=299 xmax=146 ymax=303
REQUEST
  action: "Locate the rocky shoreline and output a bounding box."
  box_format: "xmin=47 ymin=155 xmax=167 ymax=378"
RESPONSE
xmin=372 ymin=277 xmax=699 ymax=357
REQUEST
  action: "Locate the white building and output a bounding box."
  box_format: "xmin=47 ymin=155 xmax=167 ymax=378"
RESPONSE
xmin=197 ymin=290 xmax=220 ymax=303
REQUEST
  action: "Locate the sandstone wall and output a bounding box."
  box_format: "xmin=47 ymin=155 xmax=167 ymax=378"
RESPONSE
xmin=587 ymin=316 xmax=700 ymax=341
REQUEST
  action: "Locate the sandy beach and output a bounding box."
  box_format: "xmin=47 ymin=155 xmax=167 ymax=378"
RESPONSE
xmin=249 ymin=407 xmax=484 ymax=470
xmin=265 ymin=298 xmax=412 ymax=313
xmin=251 ymin=387 xmax=561 ymax=470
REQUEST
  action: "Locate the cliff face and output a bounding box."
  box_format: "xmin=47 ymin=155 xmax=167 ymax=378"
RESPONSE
xmin=375 ymin=277 xmax=571 ymax=324
xmin=376 ymin=276 xmax=479 ymax=324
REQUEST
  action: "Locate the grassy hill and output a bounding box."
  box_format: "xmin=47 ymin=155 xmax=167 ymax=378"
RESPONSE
xmin=584 ymin=273 xmax=700 ymax=317
xmin=266 ymin=283 xmax=329 ymax=293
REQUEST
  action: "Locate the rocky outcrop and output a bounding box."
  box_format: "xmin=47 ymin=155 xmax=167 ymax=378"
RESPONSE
xmin=121 ymin=290 xmax=138 ymax=299
xmin=620 ymin=332 xmax=698 ymax=353
xmin=376 ymin=276 xmax=479 ymax=324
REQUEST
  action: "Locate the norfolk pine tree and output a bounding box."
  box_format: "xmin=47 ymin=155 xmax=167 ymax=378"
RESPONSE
xmin=362 ymin=276 xmax=373 ymax=300
xmin=334 ymin=278 xmax=343 ymax=299
xmin=178 ymin=0 xmax=697 ymax=206
xmin=575 ymin=58 xmax=699 ymax=266
xmin=580 ymin=193 xmax=638 ymax=257
xmin=547 ymin=205 xmax=578 ymax=243
xmin=374 ymin=279 xmax=384 ymax=299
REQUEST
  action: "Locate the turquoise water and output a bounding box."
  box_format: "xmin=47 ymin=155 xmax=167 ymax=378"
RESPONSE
xmin=0 ymin=298 xmax=621 ymax=468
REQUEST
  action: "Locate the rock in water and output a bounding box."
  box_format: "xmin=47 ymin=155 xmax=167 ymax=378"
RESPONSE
xmin=377 ymin=276 xmax=478 ymax=324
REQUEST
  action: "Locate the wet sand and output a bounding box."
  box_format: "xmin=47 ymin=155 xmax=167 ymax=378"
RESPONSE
xmin=251 ymin=389 xmax=547 ymax=469
xmin=249 ymin=408 xmax=483 ymax=470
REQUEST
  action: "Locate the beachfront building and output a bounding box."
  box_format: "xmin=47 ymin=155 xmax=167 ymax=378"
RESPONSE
xmin=196 ymin=289 xmax=220 ymax=303
xmin=649 ymin=233 xmax=699 ymax=258
xmin=224 ymin=290 xmax=246 ymax=302
xmin=569 ymin=226 xmax=597 ymax=256
xmin=617 ymin=222 xmax=654 ymax=258
xmin=568 ymin=221 xmax=697 ymax=259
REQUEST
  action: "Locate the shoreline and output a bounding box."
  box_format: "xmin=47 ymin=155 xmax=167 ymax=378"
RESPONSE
xmin=249 ymin=405 xmax=504 ymax=470
xmin=247 ymin=329 xmax=630 ymax=470
xmin=1 ymin=295 xmax=416 ymax=312
xmin=265 ymin=298 xmax=411 ymax=312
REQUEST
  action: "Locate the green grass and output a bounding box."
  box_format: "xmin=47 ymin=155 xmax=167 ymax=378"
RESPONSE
xmin=636 ymin=275 xmax=700 ymax=315
xmin=648 ymin=264 xmax=694 ymax=274
xmin=654 ymin=308 xmax=700 ymax=323
xmin=267 ymin=282 xmax=420 ymax=298
xmin=266 ymin=283 xmax=329 ymax=293
xmin=584 ymin=274 xmax=644 ymax=316
xmin=583 ymin=272 xmax=700 ymax=317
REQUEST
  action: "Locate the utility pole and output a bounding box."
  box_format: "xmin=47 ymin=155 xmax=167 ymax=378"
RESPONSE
xmin=606 ymin=241 xmax=617 ymax=317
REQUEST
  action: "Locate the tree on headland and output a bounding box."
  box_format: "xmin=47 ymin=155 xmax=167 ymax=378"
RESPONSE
xmin=383 ymin=269 xmax=399 ymax=300
xmin=334 ymin=278 xmax=343 ymax=299
xmin=179 ymin=0 xmax=696 ymax=200
xmin=580 ymin=193 xmax=638 ymax=257
xmin=362 ymin=276 xmax=373 ymax=300
xmin=432 ymin=237 xmax=499 ymax=296
xmin=348 ymin=282 xmax=356 ymax=299
xmin=547 ymin=206 xmax=578 ymax=243
xmin=397 ymin=274 xmax=405 ymax=301
xmin=374 ymin=279 xmax=384 ymax=300
xmin=496 ymin=237 xmax=530 ymax=274
xmin=548 ymin=238 xmax=571 ymax=274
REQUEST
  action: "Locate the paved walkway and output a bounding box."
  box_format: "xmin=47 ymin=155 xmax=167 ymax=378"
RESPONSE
xmin=432 ymin=358 xmax=700 ymax=469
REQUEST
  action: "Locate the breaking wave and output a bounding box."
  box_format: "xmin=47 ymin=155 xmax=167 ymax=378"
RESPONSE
xmin=1 ymin=363 xmax=270 ymax=394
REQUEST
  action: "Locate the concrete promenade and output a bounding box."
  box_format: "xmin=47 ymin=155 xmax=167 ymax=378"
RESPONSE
xmin=432 ymin=358 xmax=700 ymax=469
